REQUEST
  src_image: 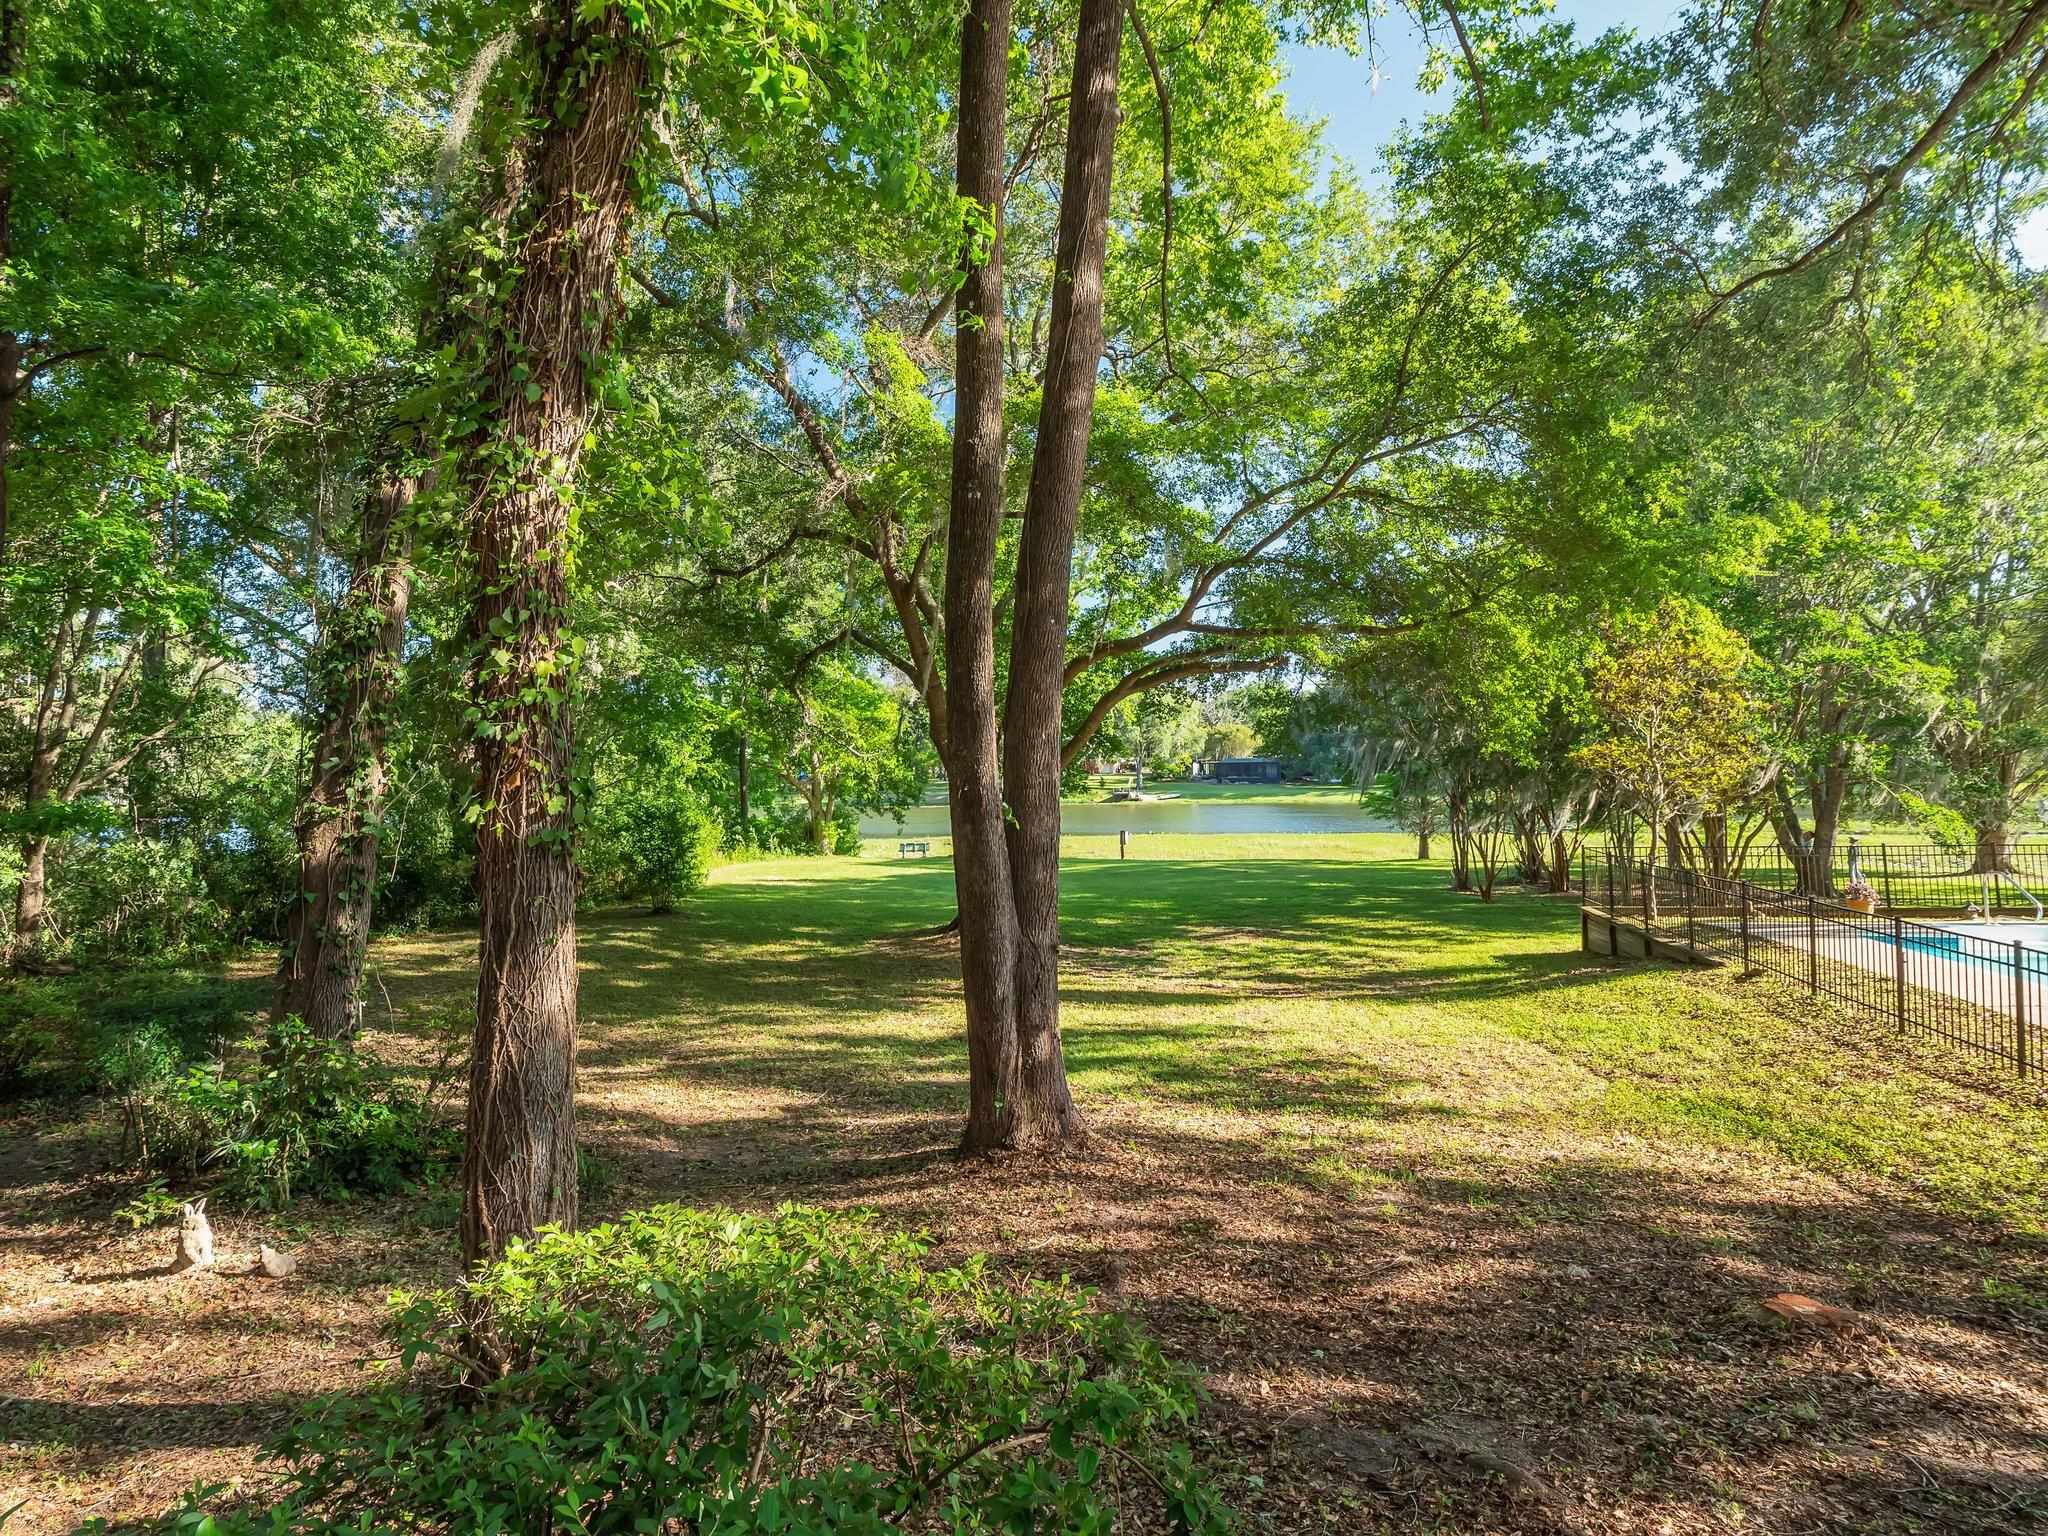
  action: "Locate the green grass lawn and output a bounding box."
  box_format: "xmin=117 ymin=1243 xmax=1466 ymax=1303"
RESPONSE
xmin=683 ymin=836 xmax=2047 ymax=1235
xmin=9 ymin=835 xmax=2048 ymax=1534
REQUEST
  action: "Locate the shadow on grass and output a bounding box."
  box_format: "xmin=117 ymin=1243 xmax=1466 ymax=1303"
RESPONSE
xmin=18 ymin=852 xmax=2043 ymax=1532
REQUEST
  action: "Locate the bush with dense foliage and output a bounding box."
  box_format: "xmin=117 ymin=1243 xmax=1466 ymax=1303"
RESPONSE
xmin=141 ymin=1205 xmax=1230 ymax=1534
xmin=584 ymin=783 xmax=723 ymax=914
xmin=135 ymin=1015 xmax=455 ymax=1207
xmin=0 ymin=969 xmax=248 ymax=1098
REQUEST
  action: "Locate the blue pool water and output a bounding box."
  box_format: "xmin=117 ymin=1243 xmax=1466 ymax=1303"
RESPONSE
xmin=1865 ymin=922 xmax=2048 ymax=968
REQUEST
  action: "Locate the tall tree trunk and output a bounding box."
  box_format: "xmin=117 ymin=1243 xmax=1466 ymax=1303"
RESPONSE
xmin=273 ymin=471 xmax=419 ymax=1037
xmin=1974 ymin=820 xmax=2014 ymax=874
xmin=1804 ymin=762 xmax=1845 ymax=897
xmin=12 ymin=669 xmax=64 ymax=963
xmin=0 ymin=335 xmax=17 ymax=567
xmin=735 ymin=731 xmax=751 ymax=839
xmin=1698 ymin=809 xmax=1729 ymax=882
xmin=1447 ymin=788 xmax=1473 ymax=891
xmin=0 ymin=0 xmax=21 ymax=565
xmin=1416 ymin=827 xmax=1431 ymax=860
xmin=997 ymin=0 xmax=1122 ymax=1150
xmin=1971 ymin=751 xmax=2019 ymax=872
xmin=12 ymin=834 xmax=47 ymax=953
xmin=946 ymin=0 xmax=1023 ymax=1153
xmin=457 ymin=2 xmax=646 ymax=1272
xmin=1514 ymin=809 xmax=1544 ymax=885
xmin=803 ymin=751 xmax=830 ymax=852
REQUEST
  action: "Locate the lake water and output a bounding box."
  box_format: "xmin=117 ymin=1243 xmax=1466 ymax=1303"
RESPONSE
xmin=859 ymin=797 xmax=1396 ymax=839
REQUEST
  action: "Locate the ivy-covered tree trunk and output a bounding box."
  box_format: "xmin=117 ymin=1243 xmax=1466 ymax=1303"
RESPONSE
xmin=946 ymin=0 xmax=1022 ymax=1153
xmin=997 ymin=0 xmax=1124 ymax=1150
xmin=457 ymin=2 xmax=647 ymax=1271
xmin=273 ymin=470 xmax=418 ymax=1038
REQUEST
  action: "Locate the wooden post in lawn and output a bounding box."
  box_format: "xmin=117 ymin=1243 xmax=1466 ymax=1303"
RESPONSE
xmin=1119 ymin=829 xmax=1128 ymax=861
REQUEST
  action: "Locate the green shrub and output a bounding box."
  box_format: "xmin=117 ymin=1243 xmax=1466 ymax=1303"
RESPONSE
xmin=112 ymin=1177 xmax=183 ymax=1230
xmin=576 ymin=1143 xmax=618 ymax=1201
xmin=0 ymin=977 xmax=78 ymax=1095
xmin=589 ymin=785 xmax=721 ymax=914
xmin=142 ymin=1205 xmax=1230 ymax=1534
xmin=95 ymin=1021 xmax=204 ymax=1167
xmin=376 ymin=837 xmax=478 ymax=932
xmin=143 ymin=1015 xmax=455 ymax=1207
xmin=54 ymin=835 xmax=240 ymax=964
xmin=90 ymin=974 xmax=249 ymax=1068
xmin=0 ymin=968 xmax=255 ymax=1099
xmin=761 ymin=799 xmax=866 ymax=855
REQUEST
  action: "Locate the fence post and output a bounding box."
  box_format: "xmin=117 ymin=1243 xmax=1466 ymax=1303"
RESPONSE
xmin=1604 ymin=854 xmax=1613 ymax=915
xmin=1892 ymin=914 xmax=1906 ymax=1033
xmin=1739 ymin=883 xmax=1752 ymax=973
xmin=1641 ymin=858 xmax=1653 ymax=945
xmin=2016 ymin=940 xmax=2030 ymax=1080
xmin=1879 ymin=844 xmax=1894 ymax=910
xmin=1685 ymin=869 xmax=1697 ymax=959
xmin=1806 ymin=896 xmax=1819 ymax=994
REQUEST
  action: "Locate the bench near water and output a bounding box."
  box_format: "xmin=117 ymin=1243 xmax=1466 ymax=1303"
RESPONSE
xmin=898 ymin=841 xmax=930 ymax=858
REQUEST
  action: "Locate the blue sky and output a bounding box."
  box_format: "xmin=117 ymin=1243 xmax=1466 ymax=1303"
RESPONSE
xmin=1279 ymin=2 xmax=2048 ymax=265
xmin=1278 ymin=1 xmax=1672 ymax=175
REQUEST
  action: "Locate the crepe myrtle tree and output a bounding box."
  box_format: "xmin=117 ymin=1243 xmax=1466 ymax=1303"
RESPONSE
xmin=1577 ymin=599 xmax=1765 ymax=913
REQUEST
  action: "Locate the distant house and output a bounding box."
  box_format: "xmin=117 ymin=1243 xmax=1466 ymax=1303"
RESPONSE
xmin=1204 ymin=756 xmax=1289 ymax=783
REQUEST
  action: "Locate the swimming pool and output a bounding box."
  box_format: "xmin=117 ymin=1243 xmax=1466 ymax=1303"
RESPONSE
xmin=1863 ymin=920 xmax=2048 ymax=967
xmin=1929 ymin=921 xmax=2048 ymax=948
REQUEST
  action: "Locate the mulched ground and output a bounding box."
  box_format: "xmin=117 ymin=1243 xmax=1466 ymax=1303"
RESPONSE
xmin=4 ymin=937 xmax=2046 ymax=1533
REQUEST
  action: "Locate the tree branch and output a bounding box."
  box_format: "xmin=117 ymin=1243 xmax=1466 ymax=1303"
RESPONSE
xmin=1698 ymin=1 xmax=2048 ymax=326
xmin=1442 ymin=0 xmax=1494 ymax=136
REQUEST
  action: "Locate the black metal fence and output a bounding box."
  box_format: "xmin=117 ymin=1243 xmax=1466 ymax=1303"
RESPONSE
xmin=1738 ymin=838 xmax=2048 ymax=911
xmin=1576 ymin=852 xmax=2045 ymax=1077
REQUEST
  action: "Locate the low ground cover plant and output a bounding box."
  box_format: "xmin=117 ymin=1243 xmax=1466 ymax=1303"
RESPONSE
xmin=127 ymin=1204 xmax=1229 ymax=1534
